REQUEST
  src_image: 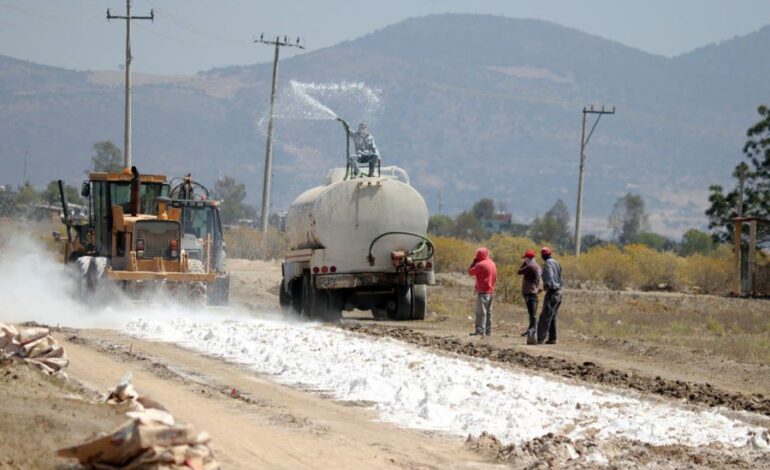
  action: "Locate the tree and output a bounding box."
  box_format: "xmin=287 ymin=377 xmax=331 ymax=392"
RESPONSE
xmin=91 ymin=140 xmax=123 ymax=172
xmin=452 ymin=211 xmax=486 ymax=241
xmin=471 ymin=198 xmax=495 ymax=221
xmin=42 ymin=180 xmax=83 ymax=206
xmin=428 ymin=214 xmax=454 ymax=236
xmin=580 ymin=234 xmax=605 ymax=252
xmin=14 ymin=181 xmax=41 ymax=207
xmin=679 ymin=229 xmax=715 ymax=256
xmin=608 ymin=193 xmax=649 ymax=244
xmin=631 ymin=232 xmax=676 ymax=251
xmin=529 ymin=199 xmax=571 ymax=249
xmin=213 ymin=176 xmax=248 ymax=225
xmin=707 ymin=105 xmax=770 ymax=242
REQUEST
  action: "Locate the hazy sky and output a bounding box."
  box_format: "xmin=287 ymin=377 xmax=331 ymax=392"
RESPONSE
xmin=2 ymin=0 xmax=770 ymax=75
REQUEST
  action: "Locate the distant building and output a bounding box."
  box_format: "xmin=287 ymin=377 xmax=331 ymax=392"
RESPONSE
xmin=481 ymin=212 xmax=512 ymax=233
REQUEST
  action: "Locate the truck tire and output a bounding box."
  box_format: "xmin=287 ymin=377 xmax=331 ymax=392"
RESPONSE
xmin=411 ymin=284 xmax=427 ymax=320
xmin=390 ymin=284 xmax=426 ymax=321
xmin=390 ymin=284 xmax=413 ymax=321
xmin=184 ymin=259 xmax=207 ymax=306
xmin=301 ymin=274 xmax=342 ymax=322
xmin=279 ymin=279 xmax=291 ymax=313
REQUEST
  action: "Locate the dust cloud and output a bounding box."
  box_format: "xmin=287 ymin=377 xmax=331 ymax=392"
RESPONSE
xmin=0 ymin=229 xmax=259 ymax=329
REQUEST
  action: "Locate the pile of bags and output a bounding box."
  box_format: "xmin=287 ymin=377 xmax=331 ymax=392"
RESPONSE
xmin=0 ymin=323 xmax=68 ymax=376
xmin=58 ymin=374 xmax=219 ymax=470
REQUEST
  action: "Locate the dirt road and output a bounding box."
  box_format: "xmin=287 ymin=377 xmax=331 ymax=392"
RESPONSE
xmin=60 ymin=329 xmax=496 ymax=470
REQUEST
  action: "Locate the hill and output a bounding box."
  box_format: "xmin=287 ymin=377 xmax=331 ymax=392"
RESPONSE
xmin=2 ymin=14 xmax=769 ymax=236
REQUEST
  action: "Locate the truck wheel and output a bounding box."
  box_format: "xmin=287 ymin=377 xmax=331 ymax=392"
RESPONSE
xmin=372 ymin=308 xmax=389 ymax=320
xmin=390 ymin=284 xmax=413 ymax=321
xmin=411 ymin=284 xmax=427 ymax=320
xmin=290 ymin=279 xmax=302 ymax=315
xmin=279 ymin=279 xmax=291 ymax=313
xmin=322 ymin=290 xmax=343 ymax=323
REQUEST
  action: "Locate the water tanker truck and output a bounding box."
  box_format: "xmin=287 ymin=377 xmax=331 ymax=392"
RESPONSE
xmin=279 ymin=128 xmax=435 ymax=322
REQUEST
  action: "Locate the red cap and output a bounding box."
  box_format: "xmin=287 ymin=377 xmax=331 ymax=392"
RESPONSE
xmin=524 ymin=249 xmax=536 ymax=259
xmin=541 ymin=247 xmax=553 ymax=257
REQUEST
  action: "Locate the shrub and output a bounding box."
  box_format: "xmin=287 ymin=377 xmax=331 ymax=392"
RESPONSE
xmin=677 ymin=245 xmax=733 ymax=294
xmin=624 ymin=244 xmax=682 ymax=290
xmin=224 ymin=226 xmax=288 ymax=260
xmin=485 ymin=234 xmax=539 ymax=266
xmin=576 ymin=244 xmax=639 ymax=290
xmin=431 ymin=236 xmax=476 ymax=273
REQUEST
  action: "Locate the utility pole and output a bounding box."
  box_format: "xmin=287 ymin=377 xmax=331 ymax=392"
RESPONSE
xmin=574 ymin=104 xmax=615 ymax=256
xmin=254 ymin=34 xmax=305 ymax=232
xmin=107 ymin=1 xmax=154 ymax=169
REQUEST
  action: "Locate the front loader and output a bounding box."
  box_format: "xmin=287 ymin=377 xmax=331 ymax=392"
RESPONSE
xmin=58 ymin=167 xmax=214 ymax=304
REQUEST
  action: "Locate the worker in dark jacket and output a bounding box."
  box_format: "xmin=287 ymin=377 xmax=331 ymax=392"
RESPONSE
xmin=350 ymin=122 xmax=379 ymax=177
xmin=517 ymin=249 xmax=542 ymax=336
xmin=468 ymin=247 xmax=497 ymax=336
xmin=536 ymin=247 xmax=563 ymax=344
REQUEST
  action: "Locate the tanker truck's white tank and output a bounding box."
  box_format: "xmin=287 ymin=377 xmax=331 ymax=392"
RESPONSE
xmin=286 ymin=167 xmax=428 ymax=272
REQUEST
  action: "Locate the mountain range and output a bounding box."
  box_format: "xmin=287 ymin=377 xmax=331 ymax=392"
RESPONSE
xmin=2 ymin=14 xmax=769 ymax=237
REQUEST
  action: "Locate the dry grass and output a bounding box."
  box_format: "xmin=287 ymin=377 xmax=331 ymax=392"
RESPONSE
xmin=430 ymin=282 xmax=770 ymax=365
xmin=224 ymin=226 xmax=288 ymax=261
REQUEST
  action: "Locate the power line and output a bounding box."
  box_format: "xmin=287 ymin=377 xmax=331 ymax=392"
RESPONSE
xmin=255 ymin=34 xmax=306 ymax=233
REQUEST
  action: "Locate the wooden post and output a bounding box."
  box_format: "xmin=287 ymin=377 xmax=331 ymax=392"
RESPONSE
xmin=748 ymin=220 xmax=757 ymax=296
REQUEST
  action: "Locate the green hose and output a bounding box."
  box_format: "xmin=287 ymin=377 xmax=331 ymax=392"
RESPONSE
xmin=367 ymin=231 xmax=435 ymax=265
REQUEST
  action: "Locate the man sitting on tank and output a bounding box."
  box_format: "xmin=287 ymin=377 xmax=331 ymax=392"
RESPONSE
xmin=350 ymin=122 xmax=380 ymax=177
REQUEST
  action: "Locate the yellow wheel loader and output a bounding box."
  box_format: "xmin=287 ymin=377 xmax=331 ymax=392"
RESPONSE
xmin=57 ymin=167 xmax=215 ymax=304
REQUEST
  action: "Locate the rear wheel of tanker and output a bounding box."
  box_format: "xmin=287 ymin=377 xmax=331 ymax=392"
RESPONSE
xmin=390 ymin=284 xmax=413 ymax=321
xmin=301 ymin=273 xmax=313 ymax=319
xmin=390 ymin=284 xmax=425 ymax=321
xmin=320 ymin=290 xmax=343 ymax=323
xmin=184 ymin=259 xmax=207 ymax=307
xmin=411 ymin=284 xmax=427 ymax=320
xmin=279 ymin=279 xmax=291 ymax=314
xmin=290 ymin=279 xmax=303 ymax=315
xmin=372 ymin=307 xmax=389 ymax=320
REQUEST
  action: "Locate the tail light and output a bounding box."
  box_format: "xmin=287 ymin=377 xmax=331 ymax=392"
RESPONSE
xmin=321 ymin=266 xmax=329 ymax=273
xmin=169 ymin=239 xmax=179 ymax=258
xmin=313 ymin=266 xmax=320 ymax=274
xmin=426 ymin=261 xmax=433 ymax=270
xmin=417 ymin=261 xmax=425 ymax=269
xmin=330 ymin=266 xmax=337 ymax=273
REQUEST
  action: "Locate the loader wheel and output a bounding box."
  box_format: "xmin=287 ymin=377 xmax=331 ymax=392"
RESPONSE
xmin=185 ymin=259 xmax=207 ymax=307
xmin=74 ymin=256 xmax=93 ymax=299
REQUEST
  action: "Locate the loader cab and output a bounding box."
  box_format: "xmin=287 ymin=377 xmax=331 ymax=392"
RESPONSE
xmin=81 ymin=172 xmax=170 ymax=257
xmin=169 ymin=199 xmax=225 ymax=270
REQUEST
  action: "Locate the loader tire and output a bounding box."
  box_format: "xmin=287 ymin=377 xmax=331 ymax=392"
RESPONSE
xmin=185 ymin=259 xmax=207 ymax=307
xmin=74 ymin=256 xmax=93 ymax=299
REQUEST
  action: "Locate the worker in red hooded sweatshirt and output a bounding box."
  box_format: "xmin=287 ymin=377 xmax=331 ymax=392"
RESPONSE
xmin=468 ymin=247 xmax=497 ymax=336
